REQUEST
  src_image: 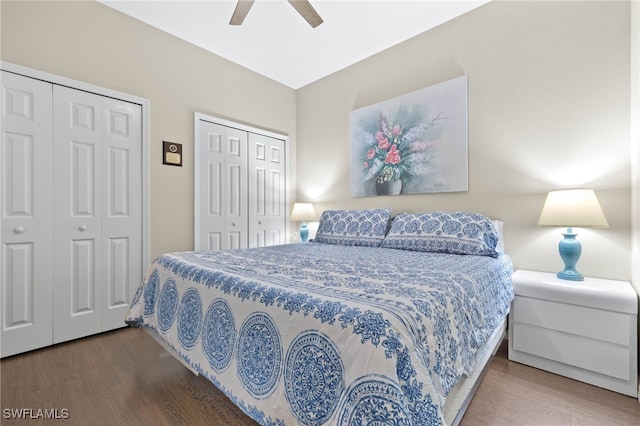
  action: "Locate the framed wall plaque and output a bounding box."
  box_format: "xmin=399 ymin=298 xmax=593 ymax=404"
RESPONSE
xmin=163 ymin=141 xmax=182 ymax=166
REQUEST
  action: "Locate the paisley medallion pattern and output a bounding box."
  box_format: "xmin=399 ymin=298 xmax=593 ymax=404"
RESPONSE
xmin=157 ymin=277 xmax=178 ymax=333
xmin=237 ymin=312 xmax=282 ymax=398
xmin=381 ymin=211 xmax=499 ymax=258
xmin=338 ymin=376 xmax=413 ymax=426
xmin=284 ymin=331 xmax=344 ymax=425
xmin=313 ymin=209 xmax=391 ymax=247
xmin=202 ymin=299 xmax=236 ymax=372
xmin=126 ymin=242 xmax=514 ymax=425
xmin=177 ymin=287 xmax=203 ymax=350
xmin=142 ymin=269 xmax=159 ymax=317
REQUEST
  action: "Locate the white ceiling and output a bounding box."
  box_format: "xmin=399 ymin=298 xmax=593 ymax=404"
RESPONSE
xmin=100 ymin=0 xmax=490 ymax=89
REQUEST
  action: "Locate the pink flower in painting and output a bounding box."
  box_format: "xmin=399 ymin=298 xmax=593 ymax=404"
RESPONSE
xmin=385 ymin=145 xmax=401 ymax=164
xmin=375 ymin=131 xmax=390 ymax=150
xmin=366 ymin=148 xmax=376 ymax=159
xmin=360 ymin=110 xmax=444 ymax=183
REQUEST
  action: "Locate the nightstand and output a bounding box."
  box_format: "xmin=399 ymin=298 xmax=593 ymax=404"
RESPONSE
xmin=508 ymin=269 xmax=638 ymax=397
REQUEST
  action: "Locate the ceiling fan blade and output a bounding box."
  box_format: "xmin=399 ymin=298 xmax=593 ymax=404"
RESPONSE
xmin=288 ymin=0 xmax=323 ymax=28
xmin=229 ymin=0 xmax=255 ymax=25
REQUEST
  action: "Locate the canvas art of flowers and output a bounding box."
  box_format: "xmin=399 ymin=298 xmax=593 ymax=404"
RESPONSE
xmin=349 ymin=75 xmax=468 ymax=198
xmin=360 ymin=107 xmax=444 ymax=185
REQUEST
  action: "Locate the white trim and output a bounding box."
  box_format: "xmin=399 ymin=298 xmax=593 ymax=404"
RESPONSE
xmin=1 ymin=61 xmax=151 ymax=272
xmin=195 ymin=112 xmax=288 ymax=142
xmin=193 ymin=112 xmax=290 ymax=250
xmin=630 ymin=0 xmax=640 ymax=404
xmin=631 ymin=0 xmax=639 ymax=294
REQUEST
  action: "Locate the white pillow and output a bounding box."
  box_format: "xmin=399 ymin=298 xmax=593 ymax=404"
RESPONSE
xmin=492 ymin=220 xmax=505 ymax=254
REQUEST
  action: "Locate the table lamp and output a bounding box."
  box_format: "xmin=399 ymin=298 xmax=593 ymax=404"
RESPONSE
xmin=538 ymin=189 xmax=609 ymax=281
xmin=291 ymin=202 xmax=315 ymax=242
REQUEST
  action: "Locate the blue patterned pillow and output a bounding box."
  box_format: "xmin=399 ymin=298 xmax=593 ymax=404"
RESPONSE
xmin=312 ymin=209 xmax=391 ymax=247
xmin=381 ymin=211 xmax=499 ymax=258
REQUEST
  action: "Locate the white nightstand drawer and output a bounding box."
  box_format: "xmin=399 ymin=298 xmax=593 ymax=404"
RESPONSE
xmin=512 ymin=323 xmax=631 ymax=381
xmin=509 ymin=270 xmax=638 ymax=397
xmin=512 ymin=270 xmax=637 ymax=313
xmin=513 ymin=296 xmax=631 ymax=346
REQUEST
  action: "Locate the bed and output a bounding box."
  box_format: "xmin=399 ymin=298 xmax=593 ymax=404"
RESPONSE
xmin=126 ymin=209 xmax=513 ymax=426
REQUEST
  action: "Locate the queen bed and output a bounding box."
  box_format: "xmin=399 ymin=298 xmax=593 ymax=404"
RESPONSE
xmin=126 ymin=209 xmax=513 ymax=425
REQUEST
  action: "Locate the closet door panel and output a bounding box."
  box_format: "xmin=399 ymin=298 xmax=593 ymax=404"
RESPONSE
xmin=252 ymin=166 xmax=267 ymax=247
xmin=196 ymin=121 xmax=226 ymax=251
xmin=52 ymin=85 xmax=102 ymax=343
xmin=225 ymin=129 xmax=248 ymax=250
xmin=249 ymin=133 xmax=286 ymax=247
xmin=1 ymin=72 xmax=54 ymax=357
xmin=101 ymin=97 xmax=142 ymax=329
xmin=249 ymin=133 xmax=268 ymax=248
xmin=268 ymin=139 xmax=286 ymax=246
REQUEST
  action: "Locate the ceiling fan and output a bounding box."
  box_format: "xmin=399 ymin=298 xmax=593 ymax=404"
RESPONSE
xmin=230 ymin=0 xmax=324 ymax=28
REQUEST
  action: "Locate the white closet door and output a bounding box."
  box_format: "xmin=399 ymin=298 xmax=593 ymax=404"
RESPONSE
xmin=1 ymin=67 xmax=145 ymax=356
xmin=52 ymin=85 xmax=103 ymax=343
xmin=248 ymin=133 xmax=268 ymax=247
xmin=196 ymin=121 xmax=248 ymax=251
xmin=195 ymin=115 xmax=286 ymax=251
xmin=266 ymin=137 xmax=286 ymax=246
xmin=1 ymin=71 xmax=54 ymax=357
xmin=197 ymin=121 xmax=225 ymax=251
xmin=223 ymin=126 xmax=248 ymax=250
xmin=101 ymin=97 xmax=142 ymax=330
xmin=248 ymin=133 xmax=286 ymax=247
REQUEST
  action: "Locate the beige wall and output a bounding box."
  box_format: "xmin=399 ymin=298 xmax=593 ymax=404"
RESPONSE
xmin=0 ymin=1 xmax=297 ymax=261
xmin=296 ymin=0 xmax=633 ymax=281
xmin=2 ymin=1 xmax=634 ymax=282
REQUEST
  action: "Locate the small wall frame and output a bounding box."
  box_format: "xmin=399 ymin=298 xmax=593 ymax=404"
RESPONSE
xmin=163 ymin=141 xmax=182 ymax=166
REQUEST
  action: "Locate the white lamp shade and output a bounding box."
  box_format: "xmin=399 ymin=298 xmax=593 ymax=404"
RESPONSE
xmin=538 ymin=189 xmax=609 ymax=228
xmin=291 ymin=202 xmax=315 ymax=222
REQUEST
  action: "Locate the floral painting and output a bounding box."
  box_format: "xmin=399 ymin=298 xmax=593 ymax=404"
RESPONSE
xmin=350 ymin=75 xmax=468 ymax=197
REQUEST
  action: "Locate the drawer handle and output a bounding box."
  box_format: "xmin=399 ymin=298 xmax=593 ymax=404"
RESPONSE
xmin=14 ymin=226 xmax=25 ymax=234
xmin=231 ymin=222 xmax=237 ymax=227
xmin=79 ymin=225 xmax=88 ymax=231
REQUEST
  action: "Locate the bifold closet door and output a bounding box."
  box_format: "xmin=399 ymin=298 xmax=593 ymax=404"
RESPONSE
xmin=100 ymin=97 xmax=142 ymax=330
xmin=52 ymin=86 xmax=103 ymax=342
xmin=1 ymin=71 xmax=54 ymax=356
xmin=248 ymin=133 xmax=286 ymax=247
xmin=196 ymin=121 xmax=248 ymax=251
xmin=52 ymin=85 xmax=142 ymax=343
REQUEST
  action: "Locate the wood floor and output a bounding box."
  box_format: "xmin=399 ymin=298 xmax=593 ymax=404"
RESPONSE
xmin=1 ymin=327 xmax=639 ymax=425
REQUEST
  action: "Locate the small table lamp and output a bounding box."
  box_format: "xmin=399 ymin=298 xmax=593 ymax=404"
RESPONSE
xmin=291 ymin=202 xmax=315 ymax=242
xmin=538 ymin=189 xmax=609 ymax=281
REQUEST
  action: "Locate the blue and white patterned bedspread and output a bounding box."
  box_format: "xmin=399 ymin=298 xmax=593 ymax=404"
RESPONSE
xmin=126 ymin=243 xmax=513 ymax=426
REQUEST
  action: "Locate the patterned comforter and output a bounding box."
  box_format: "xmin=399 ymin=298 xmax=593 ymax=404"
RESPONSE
xmin=126 ymin=243 xmax=513 ymax=426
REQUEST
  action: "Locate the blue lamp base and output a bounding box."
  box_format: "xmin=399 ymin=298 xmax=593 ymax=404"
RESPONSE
xmin=557 ymin=227 xmax=584 ymax=281
xmin=299 ymin=222 xmax=309 ymax=243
